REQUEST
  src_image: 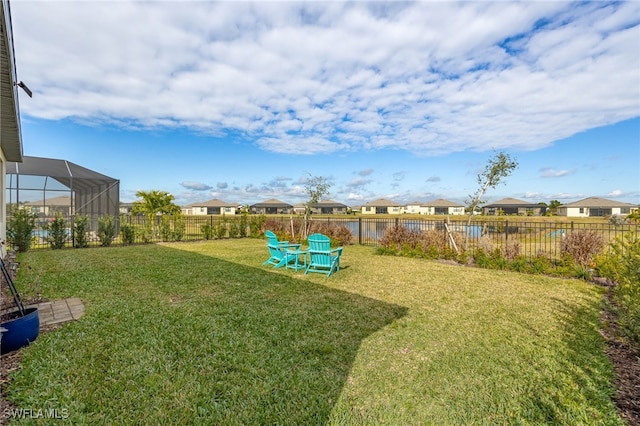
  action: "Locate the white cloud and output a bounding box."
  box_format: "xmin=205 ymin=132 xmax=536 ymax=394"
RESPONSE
xmin=540 ymin=167 xmax=575 ymax=178
xmin=11 ymin=1 xmax=640 ymax=156
xmin=523 ymin=192 xmax=542 ymax=199
xmin=608 ymin=189 xmax=624 ymax=197
xmin=553 ymin=192 xmax=584 ymax=200
xmin=358 ymin=169 xmax=374 ymax=177
xmin=180 ymin=181 xmax=213 ymax=191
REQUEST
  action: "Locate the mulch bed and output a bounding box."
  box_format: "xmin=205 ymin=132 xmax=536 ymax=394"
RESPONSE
xmin=598 ymin=279 xmax=640 ymax=426
xmin=607 ymin=337 xmax=640 ymax=425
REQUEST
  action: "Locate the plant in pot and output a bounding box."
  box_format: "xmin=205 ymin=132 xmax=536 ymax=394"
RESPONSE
xmin=1 ymin=208 xmax=40 ymax=354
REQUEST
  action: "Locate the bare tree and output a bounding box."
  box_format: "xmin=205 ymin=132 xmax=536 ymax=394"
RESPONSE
xmin=302 ymin=175 xmax=331 ymax=239
xmin=464 ymin=151 xmax=518 ymax=248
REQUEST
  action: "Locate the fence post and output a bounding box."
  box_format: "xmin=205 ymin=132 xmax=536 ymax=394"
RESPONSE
xmin=71 ymin=214 xmax=76 ymax=248
xmin=505 ymin=220 xmax=508 ymax=242
xmin=358 ymin=217 xmax=362 ymax=245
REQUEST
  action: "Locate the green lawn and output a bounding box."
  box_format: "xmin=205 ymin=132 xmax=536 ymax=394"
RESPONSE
xmin=6 ymin=239 xmax=623 ymax=425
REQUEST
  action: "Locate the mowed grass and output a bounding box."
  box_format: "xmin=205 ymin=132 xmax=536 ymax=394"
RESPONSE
xmin=6 ymin=239 xmax=622 ymax=425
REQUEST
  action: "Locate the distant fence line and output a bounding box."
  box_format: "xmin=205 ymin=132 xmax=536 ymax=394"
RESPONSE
xmin=17 ymin=214 xmax=639 ymax=262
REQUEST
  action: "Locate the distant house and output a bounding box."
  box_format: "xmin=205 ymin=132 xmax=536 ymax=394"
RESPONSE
xmin=312 ymin=199 xmax=348 ymax=214
xmin=183 ymin=198 xmax=237 ymax=216
xmin=250 ymin=199 xmax=293 ymax=214
xmin=403 ymin=201 xmax=423 ymax=215
xmin=24 ymin=195 xmax=73 ymax=217
xmin=120 ymin=202 xmax=135 ymax=214
xmin=557 ymin=197 xmax=636 ymax=217
xmin=293 ymin=203 xmax=306 ymax=214
xmin=426 ymin=198 xmax=466 ymax=215
xmin=482 ymin=198 xmax=545 ymax=216
xmin=361 ymin=198 xmax=403 ymax=215
xmin=403 ymin=199 xmax=465 ymax=215
xmin=293 ymin=200 xmax=348 ymax=214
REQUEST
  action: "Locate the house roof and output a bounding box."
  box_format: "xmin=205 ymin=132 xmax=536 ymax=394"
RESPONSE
xmin=250 ymin=198 xmax=292 ymax=208
xmin=422 ymin=198 xmax=464 ymax=207
xmin=314 ymin=199 xmax=347 ymax=208
xmin=362 ymin=198 xmax=401 ymax=207
xmin=484 ymin=197 xmax=537 ymax=207
xmin=0 ymin=2 xmax=23 ymax=162
xmin=24 ymin=195 xmax=71 ymax=207
xmin=561 ymin=197 xmax=637 ymax=208
xmin=186 ymin=198 xmax=235 ymax=208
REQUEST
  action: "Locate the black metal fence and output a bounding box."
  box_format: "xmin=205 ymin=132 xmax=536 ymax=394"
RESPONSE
xmin=15 ymin=214 xmax=639 ymax=262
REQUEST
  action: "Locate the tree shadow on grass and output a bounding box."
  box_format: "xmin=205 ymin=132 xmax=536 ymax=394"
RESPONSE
xmin=9 ymin=245 xmax=407 ymax=425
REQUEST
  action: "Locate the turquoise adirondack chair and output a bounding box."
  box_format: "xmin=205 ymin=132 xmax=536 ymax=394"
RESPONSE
xmin=305 ymin=233 xmax=343 ymax=277
xmin=263 ymin=230 xmax=301 ymax=268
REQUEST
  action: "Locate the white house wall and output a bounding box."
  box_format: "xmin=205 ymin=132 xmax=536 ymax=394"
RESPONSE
xmin=192 ymin=207 xmax=207 ymax=215
xmin=563 ymin=207 xmax=589 ymax=217
xmin=361 ymin=206 xmax=375 ymax=214
xmin=403 ymin=205 xmax=421 ymax=214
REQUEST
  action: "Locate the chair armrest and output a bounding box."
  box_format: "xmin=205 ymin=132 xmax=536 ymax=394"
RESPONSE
xmin=329 ymin=247 xmax=343 ymax=255
xmin=281 ymin=242 xmax=301 ymax=249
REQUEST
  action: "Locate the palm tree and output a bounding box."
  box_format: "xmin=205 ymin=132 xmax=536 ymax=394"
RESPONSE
xmin=131 ymin=190 xmax=181 ymax=239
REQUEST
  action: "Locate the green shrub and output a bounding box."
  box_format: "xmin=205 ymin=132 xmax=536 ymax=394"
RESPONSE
xmin=140 ymin=221 xmax=154 ymax=244
xmin=47 ymin=213 xmax=68 ymax=249
xmin=473 ymin=248 xmax=491 ymax=269
xmin=215 ymin=219 xmax=228 ymax=239
xmin=509 ymin=255 xmax=528 ymax=273
xmin=7 ymin=208 xmax=37 ymax=252
xmin=456 ymin=250 xmax=471 ymax=265
xmin=120 ymin=222 xmax=135 ymax=245
xmin=489 ymin=249 xmax=508 ymax=270
xmin=201 ymin=223 xmax=213 ymax=240
xmin=375 ymin=246 xmax=398 ymax=256
xmin=228 ymin=220 xmax=241 ymax=239
xmin=573 ymin=265 xmax=593 ymax=281
xmin=597 ymin=233 xmax=640 ymax=346
xmin=172 ymin=216 xmax=185 ymax=241
xmin=98 ymin=215 xmax=116 ymax=247
xmin=74 ymin=215 xmax=89 ymax=248
xmin=238 ymin=213 xmax=248 ymax=238
xmin=249 ymin=215 xmax=266 ymax=238
xmin=529 ymin=253 xmax=552 ymax=274
xmin=160 ymin=216 xmax=172 ymax=242
xmin=400 ymin=243 xmax=423 ymax=258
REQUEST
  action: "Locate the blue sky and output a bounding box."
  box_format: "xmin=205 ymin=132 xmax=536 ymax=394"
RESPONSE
xmin=9 ymin=1 xmax=640 ymax=207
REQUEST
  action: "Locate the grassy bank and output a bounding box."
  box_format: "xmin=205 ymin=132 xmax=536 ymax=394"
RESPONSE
xmin=5 ymin=239 xmax=623 ymax=424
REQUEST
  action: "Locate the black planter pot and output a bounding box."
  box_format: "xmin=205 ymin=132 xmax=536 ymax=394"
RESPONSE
xmin=1 ymin=307 xmax=40 ymax=354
